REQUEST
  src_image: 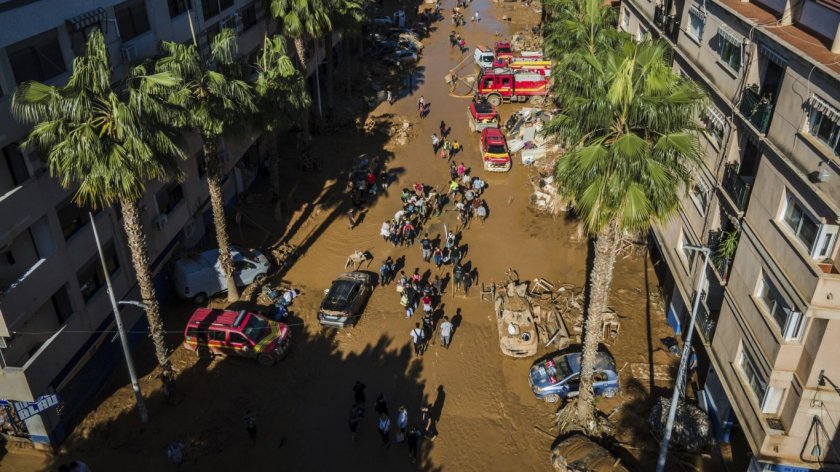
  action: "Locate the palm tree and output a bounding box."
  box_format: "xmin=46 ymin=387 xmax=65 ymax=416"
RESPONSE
xmin=270 ymin=0 xmax=332 ymax=135
xmin=251 ymin=34 xmax=311 ymax=219
xmin=323 ymin=0 xmax=364 ymax=116
xmin=544 ymin=38 xmax=705 ymax=434
xmin=11 ymin=29 xmax=185 ymax=376
xmin=155 ymin=29 xmax=256 ymax=303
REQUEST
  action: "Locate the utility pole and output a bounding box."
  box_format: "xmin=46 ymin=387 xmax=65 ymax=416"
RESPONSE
xmin=655 ymin=245 xmax=710 ymax=472
xmin=89 ymin=212 xmax=148 ymax=424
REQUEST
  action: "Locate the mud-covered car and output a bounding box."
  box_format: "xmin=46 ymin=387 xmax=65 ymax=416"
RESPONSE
xmin=467 ymin=102 xmax=499 ymax=132
xmin=494 ymin=283 xmax=538 ymax=357
xmin=317 ymin=272 xmax=373 ymax=328
xmin=529 ymin=351 xmax=619 ymax=403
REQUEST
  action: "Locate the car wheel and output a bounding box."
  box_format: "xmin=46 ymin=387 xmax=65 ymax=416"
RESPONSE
xmin=487 ymin=95 xmax=502 ymax=107
xmin=257 ymin=353 xmax=276 ymax=366
xmin=543 ymin=394 xmax=560 ymax=404
xmin=602 ymin=388 xmax=618 ymax=398
xmin=192 ymin=292 xmax=208 ymax=305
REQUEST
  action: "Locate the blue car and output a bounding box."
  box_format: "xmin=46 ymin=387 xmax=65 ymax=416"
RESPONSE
xmin=529 ymin=351 xmax=620 ymax=403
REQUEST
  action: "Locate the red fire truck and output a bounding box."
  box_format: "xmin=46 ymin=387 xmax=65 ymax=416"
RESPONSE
xmin=475 ymin=68 xmax=549 ymax=106
xmin=494 ymin=41 xmax=514 ymax=60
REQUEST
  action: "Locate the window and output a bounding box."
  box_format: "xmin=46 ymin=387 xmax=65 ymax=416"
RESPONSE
xmin=756 ymin=276 xmax=804 ymax=341
xmin=3 ymin=144 xmax=30 ymax=187
xmin=782 ymin=195 xmax=819 ymax=252
xmin=155 ymin=183 xmax=184 ymax=215
xmin=115 ymin=0 xmax=150 ymax=41
xmin=56 ymin=198 xmax=97 ymax=240
xmin=687 ymin=6 xmax=704 ymax=41
xmin=501 ymin=77 xmax=511 ymax=88
xmin=69 ymin=24 xmax=102 ymax=57
xmin=762 ymin=386 xmax=784 ymax=415
xmin=230 ymin=332 xmax=247 ymax=344
xmin=7 ymin=30 xmax=66 ymax=84
xmin=700 ymin=106 xmax=725 ymax=147
xmin=51 ymin=286 xmax=73 ymax=325
xmin=738 ymin=349 xmax=767 ymax=403
xmin=202 ymin=0 xmax=233 ymax=20
xmin=807 ymin=97 xmax=840 ymax=156
xmin=718 ymin=27 xmax=742 ymax=72
xmin=240 ymin=3 xmax=257 ymax=31
xmin=168 ymin=0 xmax=191 ymax=17
xmin=205 ymin=22 xmax=221 ymax=48
xmin=637 ymin=25 xmax=648 ymax=42
xmin=76 ymin=243 xmax=120 ymax=302
xmin=209 ymin=330 xmax=226 ymax=342
xmin=690 ymin=181 xmax=710 ymax=215
xmin=679 ymin=232 xmax=696 ymax=269
xmin=621 ymin=8 xmax=630 ymax=30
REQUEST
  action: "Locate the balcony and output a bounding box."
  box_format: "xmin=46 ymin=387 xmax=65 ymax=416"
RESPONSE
xmin=808 ymin=268 xmax=840 ymax=318
xmin=708 ymin=229 xmax=736 ymax=283
xmin=739 ymin=86 xmax=774 ymax=135
xmin=653 ymin=5 xmax=680 ymax=42
xmin=722 ymin=163 xmax=753 ymax=213
xmin=696 ymin=297 xmax=718 ymax=341
xmin=0 ymin=255 xmax=65 ymax=337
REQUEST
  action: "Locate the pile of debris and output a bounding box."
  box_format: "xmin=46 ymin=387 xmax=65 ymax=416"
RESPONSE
xmin=551 ymin=435 xmax=629 ymax=472
xmin=511 ymin=29 xmax=543 ymax=52
xmin=504 ymin=108 xmax=559 ymax=166
xmin=359 ymin=114 xmax=413 ymax=146
xmin=529 ymin=173 xmax=569 ymax=216
xmin=648 ymin=397 xmax=711 ymax=453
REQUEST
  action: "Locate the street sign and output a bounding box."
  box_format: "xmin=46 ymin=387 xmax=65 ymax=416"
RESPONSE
xmin=12 ymin=394 xmax=59 ymax=421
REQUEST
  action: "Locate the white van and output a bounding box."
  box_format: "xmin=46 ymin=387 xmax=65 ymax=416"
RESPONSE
xmin=172 ymin=246 xmax=271 ymax=304
xmin=474 ymin=45 xmax=495 ymax=69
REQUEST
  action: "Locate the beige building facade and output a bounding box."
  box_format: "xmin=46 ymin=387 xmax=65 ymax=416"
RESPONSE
xmin=0 ymin=0 xmax=335 ymax=448
xmin=620 ymin=0 xmax=840 ymax=468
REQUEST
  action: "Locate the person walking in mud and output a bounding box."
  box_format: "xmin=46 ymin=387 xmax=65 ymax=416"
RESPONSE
xmin=347 ymin=208 xmax=358 ymax=230
xmin=418 ymin=95 xmax=426 ymax=118
xmin=406 ymin=426 xmax=422 ymax=462
xmin=420 ymin=233 xmax=432 ymax=262
xmin=453 ymin=263 xmax=464 ymax=292
xmin=397 ymin=406 xmax=409 ymax=443
xmin=440 ymin=316 xmax=454 ymax=348
xmin=244 ymin=410 xmax=257 ymax=443
xmin=410 ymin=323 xmax=425 ymax=357
xmin=440 ymin=120 xmax=447 ymax=137
xmin=378 ymin=413 xmax=391 ymax=447
xmin=421 ymin=406 xmax=437 ymax=441
xmin=375 ymin=393 xmax=390 ymax=417
xmin=431 ymin=133 xmax=440 ymax=155
xmin=353 ymin=381 xmax=367 ymax=412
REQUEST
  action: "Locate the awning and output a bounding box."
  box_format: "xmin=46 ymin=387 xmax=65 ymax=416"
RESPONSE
xmin=688 ymin=4 xmax=706 ymax=19
xmin=759 ymin=43 xmax=787 ymax=68
xmin=705 ymin=106 xmax=726 ymax=131
xmin=809 ymin=94 xmax=840 ymax=124
xmin=66 ymin=7 xmax=106 ymax=32
xmin=718 ymin=25 xmax=744 ymax=45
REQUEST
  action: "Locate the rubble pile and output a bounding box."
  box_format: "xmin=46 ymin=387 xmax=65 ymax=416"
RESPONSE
xmin=529 ymin=172 xmax=569 ymax=216
xmin=511 ymin=29 xmax=543 ymax=52
xmin=648 ymin=397 xmax=711 ymax=453
xmin=359 ymin=114 xmax=413 ymax=146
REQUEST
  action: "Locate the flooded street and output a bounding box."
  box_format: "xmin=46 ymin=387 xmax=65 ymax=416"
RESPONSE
xmin=4 ymin=2 xmax=681 ymax=471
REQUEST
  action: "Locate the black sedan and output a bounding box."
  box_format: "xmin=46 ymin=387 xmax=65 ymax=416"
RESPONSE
xmin=317 ymin=272 xmax=373 ymax=328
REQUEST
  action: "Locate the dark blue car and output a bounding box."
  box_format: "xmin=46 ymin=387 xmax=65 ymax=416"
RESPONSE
xmin=529 ymin=351 xmax=620 ymax=403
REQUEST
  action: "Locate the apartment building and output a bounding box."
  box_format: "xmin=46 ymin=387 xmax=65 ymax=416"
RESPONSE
xmin=0 ymin=0 xmax=341 ymax=449
xmin=620 ymin=0 xmax=840 ymax=468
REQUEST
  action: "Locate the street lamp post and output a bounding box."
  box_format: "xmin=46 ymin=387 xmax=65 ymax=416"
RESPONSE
xmin=655 ymin=245 xmax=711 ymax=472
xmin=89 ymin=212 xmax=149 ymax=424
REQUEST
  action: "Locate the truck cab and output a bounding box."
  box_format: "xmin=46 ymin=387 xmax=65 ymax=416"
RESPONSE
xmin=494 ymin=41 xmax=513 ymax=60
xmin=473 ymin=45 xmax=494 ymax=69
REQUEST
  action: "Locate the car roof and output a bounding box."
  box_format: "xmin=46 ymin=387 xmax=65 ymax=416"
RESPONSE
xmin=557 ymin=351 xmax=616 ymax=374
xmin=482 ymin=127 xmax=505 ymax=140
xmin=471 ymin=102 xmax=496 ymax=115
xmin=187 ymin=308 xmax=251 ymax=329
xmin=175 ymin=246 xmax=245 ymax=273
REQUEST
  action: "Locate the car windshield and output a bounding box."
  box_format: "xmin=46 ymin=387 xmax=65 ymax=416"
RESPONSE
xmin=548 ymin=357 xmax=573 ymax=379
xmin=497 ymin=47 xmax=511 ymax=54
xmin=487 ymin=144 xmax=507 ymax=154
xmin=241 ymin=315 xmax=270 ymax=343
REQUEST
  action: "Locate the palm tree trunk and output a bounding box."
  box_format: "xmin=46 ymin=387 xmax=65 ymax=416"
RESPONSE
xmin=576 ymin=221 xmax=620 ymax=430
xmin=324 ymin=32 xmax=335 ymax=120
xmin=203 ymin=137 xmax=240 ymax=302
xmin=120 ymin=198 xmax=172 ymax=375
xmin=293 ymin=36 xmax=312 ymax=143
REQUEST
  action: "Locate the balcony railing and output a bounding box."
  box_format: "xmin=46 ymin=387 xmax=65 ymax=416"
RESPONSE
xmin=707 ymin=230 xmax=733 ymax=284
xmin=696 ymin=298 xmax=717 ymax=341
xmin=722 ymin=163 xmax=753 ymax=212
xmin=739 ymin=86 xmax=774 ymax=134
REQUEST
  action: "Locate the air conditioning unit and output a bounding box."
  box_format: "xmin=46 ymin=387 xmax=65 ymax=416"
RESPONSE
xmin=155 ymin=214 xmax=169 ymax=230
xmin=121 ymin=44 xmax=138 ymax=64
